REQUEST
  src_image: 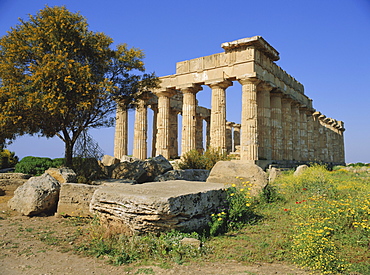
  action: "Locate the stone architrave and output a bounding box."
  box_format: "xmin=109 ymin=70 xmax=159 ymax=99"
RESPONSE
xmin=181 ymin=85 xmax=202 ymax=155
xmin=154 ymin=89 xmax=176 ymax=159
xmin=225 ymin=121 xmax=233 ymax=153
xmin=239 ymin=78 xmax=260 ymax=161
xmin=270 ymin=92 xmax=283 ymax=160
xmin=114 ymin=99 xmax=129 ymax=159
xmin=281 ymin=97 xmax=293 ymax=160
xmin=133 ymin=99 xmax=148 ymax=160
xmin=257 ymin=83 xmax=272 ymax=160
xmin=208 ymin=80 xmax=233 ymax=151
xmin=233 ymin=123 xmax=241 ymax=152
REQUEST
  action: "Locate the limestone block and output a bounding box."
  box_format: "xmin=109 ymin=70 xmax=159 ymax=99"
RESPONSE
xmin=151 ymin=155 xmax=173 ymax=174
xmin=8 ymin=173 xmax=61 ymax=216
xmin=101 ymin=155 xmax=120 ymax=166
xmin=45 ymin=167 xmax=77 ymax=184
xmin=57 ymin=183 xmax=100 ymax=217
xmin=110 ymin=161 xmax=147 ymax=182
xmin=206 ymin=160 xmax=268 ymax=196
xmin=294 ymin=165 xmax=308 ymax=177
xmin=90 ymin=180 xmax=226 ymax=234
xmin=268 ymin=167 xmax=282 ymax=183
xmin=155 ymin=169 xmax=210 ymax=182
xmin=0 ymin=173 xmax=30 ymax=195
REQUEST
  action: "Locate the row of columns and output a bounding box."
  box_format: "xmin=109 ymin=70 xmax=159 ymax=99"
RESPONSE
xmin=114 ymin=77 xmax=345 ymax=164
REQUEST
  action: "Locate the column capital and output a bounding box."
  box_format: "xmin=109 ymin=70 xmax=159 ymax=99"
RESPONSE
xmin=178 ymin=84 xmax=203 ymax=94
xmin=238 ymin=77 xmax=261 ymax=86
xmin=154 ymin=88 xmax=177 ymax=98
xmin=233 ymin=123 xmax=241 ymax=129
xmin=226 ymin=121 xmax=234 ymax=128
xmin=207 ymin=79 xmax=233 ymax=89
xmin=257 ymin=81 xmax=276 ymax=92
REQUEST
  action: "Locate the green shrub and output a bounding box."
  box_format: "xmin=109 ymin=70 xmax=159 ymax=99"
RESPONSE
xmin=209 ymin=181 xmax=259 ymax=236
xmin=14 ymin=156 xmax=65 ymax=175
xmin=178 ymin=147 xmax=230 ymax=170
xmin=0 ymin=149 xmax=18 ymax=169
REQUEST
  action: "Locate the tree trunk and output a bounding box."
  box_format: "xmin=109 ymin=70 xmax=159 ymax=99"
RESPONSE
xmin=64 ymin=141 xmax=74 ymax=168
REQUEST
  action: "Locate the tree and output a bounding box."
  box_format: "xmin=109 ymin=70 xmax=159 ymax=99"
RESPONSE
xmin=0 ymin=6 xmax=159 ymax=167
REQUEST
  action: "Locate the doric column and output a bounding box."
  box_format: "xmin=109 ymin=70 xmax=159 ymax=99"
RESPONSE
xmin=150 ymin=104 xmax=158 ymax=158
xmin=226 ymin=121 xmax=233 ymax=153
xmin=299 ymin=107 xmax=308 ymax=161
xmin=133 ymin=99 xmax=148 ymax=160
xmin=291 ymin=103 xmax=301 ymax=161
xmin=257 ymin=83 xmax=272 ymax=160
xmin=205 ymin=117 xmax=211 ymax=149
xmin=306 ymin=111 xmax=315 ymax=161
xmin=208 ymin=80 xmax=233 ymax=151
xmin=180 ymin=85 xmax=202 ymax=155
xmin=318 ymin=114 xmax=329 ymax=162
xmin=312 ymin=112 xmax=321 ymax=161
xmin=196 ymin=116 xmax=204 ymax=153
xmin=239 ymin=78 xmax=260 ymax=161
xmin=169 ymin=108 xmax=179 ymax=158
xmin=281 ymin=97 xmax=293 ymax=160
xmin=233 ymin=123 xmax=241 ymax=152
xmin=114 ymin=99 xmax=129 ymax=159
xmin=270 ymin=92 xmax=283 ymax=160
xmin=155 ymin=89 xmax=176 ymax=159
xmin=337 ymin=121 xmax=345 ymax=163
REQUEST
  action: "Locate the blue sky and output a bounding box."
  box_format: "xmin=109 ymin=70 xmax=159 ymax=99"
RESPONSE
xmin=1 ymin=0 xmax=369 ymax=163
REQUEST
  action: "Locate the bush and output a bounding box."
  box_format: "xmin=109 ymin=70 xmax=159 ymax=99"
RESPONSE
xmin=178 ymin=147 xmax=230 ymax=170
xmin=14 ymin=156 xmax=65 ymax=175
xmin=209 ymin=180 xmax=260 ymax=236
xmin=0 ymin=149 xmax=18 ymax=169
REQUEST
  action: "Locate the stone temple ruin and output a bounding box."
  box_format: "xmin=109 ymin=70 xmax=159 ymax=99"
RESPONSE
xmin=114 ymin=36 xmax=345 ymax=168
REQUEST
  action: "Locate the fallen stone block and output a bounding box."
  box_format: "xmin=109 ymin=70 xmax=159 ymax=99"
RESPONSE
xmin=8 ymin=173 xmax=61 ymax=216
xmin=45 ymin=167 xmax=77 ymax=183
xmin=155 ymin=169 xmax=210 ymax=182
xmin=206 ymin=160 xmax=268 ymax=196
xmin=90 ymin=180 xmax=226 ymax=234
xmin=57 ymin=183 xmax=100 ymax=217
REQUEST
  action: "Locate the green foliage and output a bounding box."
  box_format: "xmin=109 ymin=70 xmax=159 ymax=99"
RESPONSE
xmin=209 ymin=180 xmax=259 ymax=236
xmin=0 ymin=149 xmax=18 ymax=169
xmin=0 ymin=6 xmax=159 ymax=166
xmin=178 ymin=147 xmax=230 ymax=170
xmin=14 ymin=156 xmax=65 ymax=175
xmin=77 ymin=226 xmax=205 ymax=266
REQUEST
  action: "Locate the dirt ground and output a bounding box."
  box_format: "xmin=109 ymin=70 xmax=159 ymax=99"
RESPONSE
xmin=0 ymin=193 xmax=312 ymax=275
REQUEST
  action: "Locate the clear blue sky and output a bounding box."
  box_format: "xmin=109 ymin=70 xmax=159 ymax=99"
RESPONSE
xmin=1 ymin=0 xmax=369 ymax=163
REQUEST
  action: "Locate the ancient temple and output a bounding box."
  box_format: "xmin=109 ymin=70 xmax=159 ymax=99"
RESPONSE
xmin=113 ymin=36 xmax=345 ymax=168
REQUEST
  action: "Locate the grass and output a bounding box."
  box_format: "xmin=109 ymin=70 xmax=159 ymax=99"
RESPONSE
xmin=9 ymin=164 xmax=367 ymax=274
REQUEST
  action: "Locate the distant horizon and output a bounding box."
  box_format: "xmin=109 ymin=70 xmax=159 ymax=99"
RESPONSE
xmin=1 ymin=0 xmax=369 ymax=164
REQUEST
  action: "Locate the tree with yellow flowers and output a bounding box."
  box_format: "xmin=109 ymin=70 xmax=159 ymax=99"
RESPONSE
xmin=0 ymin=6 xmax=159 ymax=167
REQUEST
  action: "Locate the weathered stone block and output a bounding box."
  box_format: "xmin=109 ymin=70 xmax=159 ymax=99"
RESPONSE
xmin=101 ymin=155 xmax=120 ymax=166
xmin=206 ymin=160 xmax=268 ymax=196
xmin=90 ymin=180 xmax=226 ymax=234
xmin=155 ymin=169 xmax=210 ymax=182
xmin=57 ymin=183 xmax=100 ymax=217
xmin=45 ymin=167 xmax=77 ymax=183
xmin=8 ymin=173 xmax=61 ymax=216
